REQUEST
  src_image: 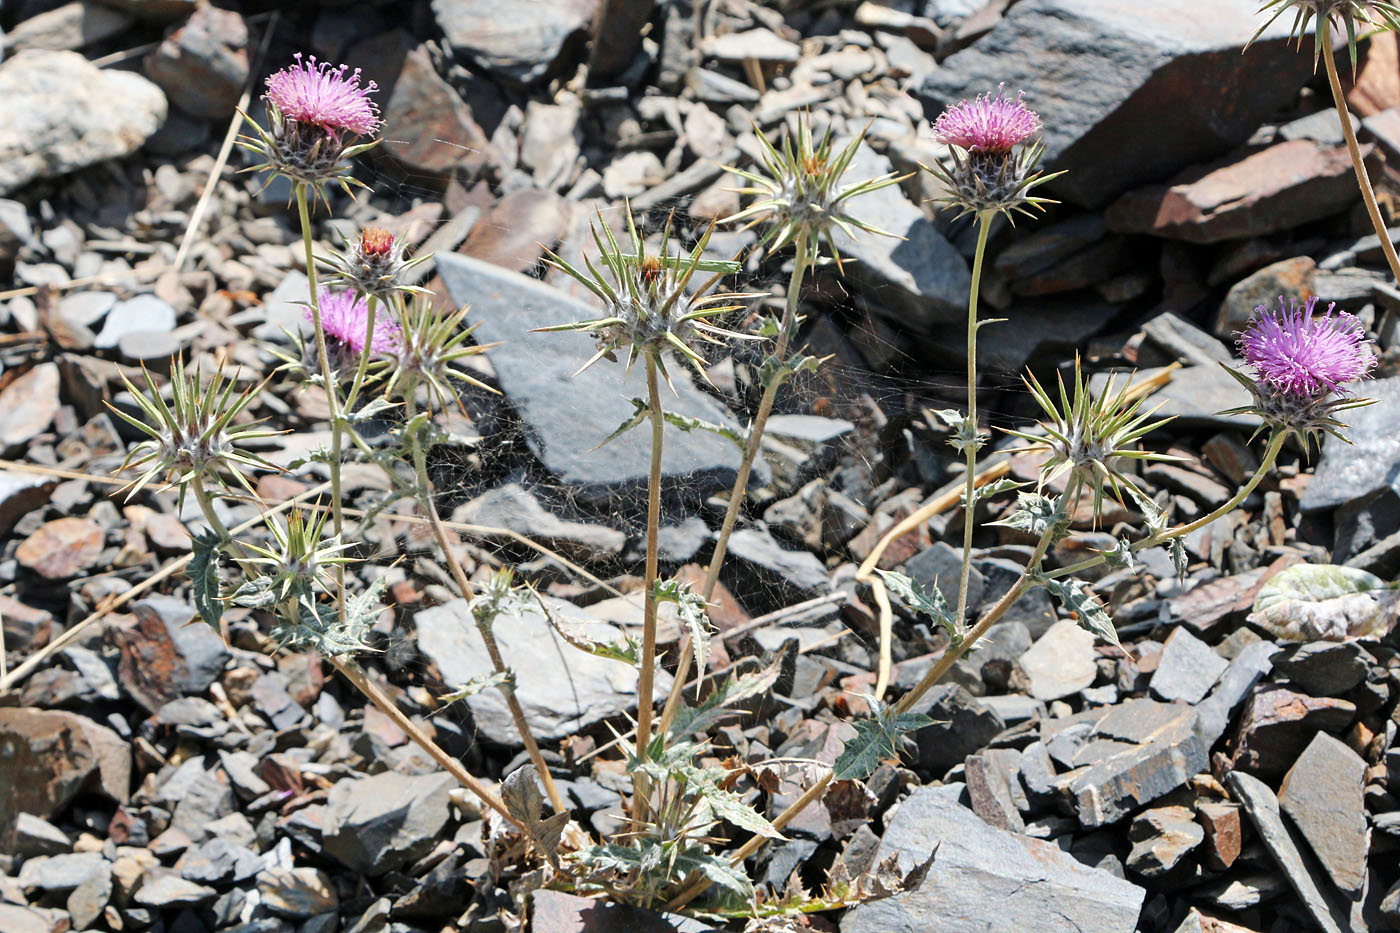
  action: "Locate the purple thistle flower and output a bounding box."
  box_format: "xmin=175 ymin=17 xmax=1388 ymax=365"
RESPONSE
xmin=310 ymin=289 xmax=399 ymax=355
xmin=1238 ymin=296 xmax=1374 ymax=398
xmin=933 ymin=85 xmax=1042 ymax=154
xmin=265 ymin=54 xmax=380 ymax=139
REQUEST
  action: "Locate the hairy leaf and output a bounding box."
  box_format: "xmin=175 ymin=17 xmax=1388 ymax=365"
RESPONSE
xmin=501 ymin=766 xmax=570 ymax=869
xmin=653 ymin=577 xmax=714 ymax=685
xmin=990 ymin=492 xmax=1065 ymax=539
xmin=875 ymin=569 xmax=958 ymax=640
xmin=595 ymin=397 xmax=650 ymax=450
xmin=1041 ymin=576 xmax=1120 ymax=649
xmin=833 ymin=697 xmax=934 ymax=781
xmin=670 ymin=661 xmax=781 ymax=738
xmin=270 ymin=578 xmax=384 ymax=657
xmin=673 ymin=848 xmax=754 ymax=899
xmin=663 ymin=411 xmax=745 ymax=449
xmin=1249 ymin=563 xmax=1400 ymax=642
xmin=1168 ymin=537 xmax=1189 ymax=582
xmin=971 ymin=476 xmax=1021 ymax=505
xmin=1100 ymin=537 xmax=1135 ymax=572
xmin=439 ymin=670 xmax=513 ymax=704
xmin=188 ymin=529 xmax=224 ymax=631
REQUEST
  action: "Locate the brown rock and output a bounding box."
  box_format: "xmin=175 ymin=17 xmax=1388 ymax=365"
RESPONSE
xmin=0 ymin=362 xmax=60 ymax=448
xmin=1106 ymin=141 xmax=1367 ymax=243
xmin=1230 ymin=685 xmax=1356 ymax=778
xmin=1214 ymin=256 xmax=1316 ymax=339
xmin=112 ymin=596 xmax=231 ymax=714
xmin=1127 ymin=804 xmax=1203 ymax=877
xmin=0 ymin=593 xmax=55 ymax=655
xmin=461 ymin=188 xmax=567 ymax=272
xmin=16 ymin=517 xmax=103 ymax=579
xmin=348 ymin=31 xmax=494 ymax=178
xmin=0 ymin=708 xmax=131 ymax=844
xmin=1278 ymin=732 xmax=1368 ymax=894
xmin=143 ymin=4 xmax=248 ymax=119
xmin=1344 ymin=31 xmax=1400 ymax=117
xmin=1195 ymin=801 xmax=1243 ymax=870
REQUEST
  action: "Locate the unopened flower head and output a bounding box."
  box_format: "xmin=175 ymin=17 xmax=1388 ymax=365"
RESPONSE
xmin=1225 ymin=295 xmax=1376 ymax=446
xmin=1248 ymin=0 xmax=1400 ymax=73
xmin=933 ymin=87 xmax=1042 ymax=153
xmin=1239 ymin=296 xmax=1374 ymax=397
xmin=382 ymin=294 xmax=498 ymax=410
xmin=540 ymin=206 xmax=757 ymax=383
xmin=720 ymin=115 xmax=905 ymax=268
xmin=238 ymin=54 xmax=380 ymax=199
xmin=109 ymin=357 xmax=277 ymax=500
xmin=320 ymin=225 xmax=431 ymax=299
xmin=925 ymin=85 xmax=1060 ymax=221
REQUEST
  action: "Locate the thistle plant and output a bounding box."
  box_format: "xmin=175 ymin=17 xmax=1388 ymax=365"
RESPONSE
xmin=915 ymin=87 xmax=1059 ymax=698
xmin=1247 ymin=1 xmax=1400 ymax=284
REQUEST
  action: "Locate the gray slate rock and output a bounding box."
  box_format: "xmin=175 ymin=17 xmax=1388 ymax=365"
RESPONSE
xmin=415 ymin=596 xmax=671 ymax=743
xmin=1301 ymin=376 xmax=1400 ymax=511
xmin=323 ymin=771 xmax=456 ymax=876
xmin=94 ymin=294 xmax=176 ymax=350
xmin=1150 ymin=627 xmax=1228 ymax=704
xmin=918 ymin=0 xmax=1313 ymax=208
xmin=437 ymin=252 xmax=756 ymax=501
xmin=1020 ymin=620 xmax=1097 ymax=701
xmin=1126 ymin=805 xmax=1204 ymax=877
xmin=453 ymin=482 xmax=625 ymax=561
xmin=1227 ymin=771 xmax=1363 ymax=933
xmin=1274 ymin=641 xmax=1373 ymax=696
xmin=834 ymin=142 xmax=970 ymax=331
xmin=841 ymin=784 xmax=1144 ymax=933
xmin=431 ymin=0 xmax=598 ymax=83
xmin=910 ymin=685 xmax=1004 ymax=776
xmin=1193 ymin=638 xmax=1280 ymax=749
xmin=1278 ymin=733 xmax=1369 ymax=896
xmin=0 ymin=50 xmax=167 ymax=195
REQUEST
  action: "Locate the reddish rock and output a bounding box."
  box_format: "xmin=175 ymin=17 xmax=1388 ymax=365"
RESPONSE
xmin=16 ymin=517 xmax=103 ymax=579
xmin=0 ymin=362 xmax=60 ymax=449
xmin=143 ymin=4 xmax=248 ymax=119
xmin=0 ymin=708 xmax=131 ymax=844
xmin=1344 ymin=31 xmax=1400 ymax=117
xmin=461 ymin=188 xmax=568 ymax=272
xmin=1278 ymin=733 xmax=1368 ymax=894
xmin=1214 ymin=256 xmax=1316 ymax=339
xmin=112 ymin=596 xmax=231 ymax=714
xmin=348 ymin=30 xmax=494 ymax=178
xmin=1195 ymin=801 xmax=1243 ymax=870
xmin=1107 ymin=140 xmax=1368 ymax=243
xmin=1230 ymin=684 xmax=1356 ymax=778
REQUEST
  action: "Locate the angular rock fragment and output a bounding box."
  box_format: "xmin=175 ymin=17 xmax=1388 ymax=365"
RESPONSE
xmin=843 ymin=784 xmax=1145 ymax=932
xmin=323 ymin=771 xmax=455 ymax=876
xmin=918 ymin=0 xmax=1315 ymax=207
xmin=1230 ymin=685 xmax=1356 ymax=778
xmin=112 ymin=596 xmax=231 ymax=714
xmin=0 ymin=708 xmax=130 ymax=843
xmin=1020 ymin=620 xmax=1097 ymax=701
xmin=1126 ymin=805 xmax=1203 ymax=877
xmin=1279 ymin=733 xmax=1368 ymax=895
xmin=432 ymin=0 xmax=598 ymax=83
xmin=1302 ymin=376 xmax=1400 ymax=512
xmin=1150 ymin=627 xmax=1228 ymax=705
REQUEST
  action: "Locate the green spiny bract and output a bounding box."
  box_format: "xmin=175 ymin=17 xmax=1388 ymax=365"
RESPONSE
xmin=381 ymin=294 xmax=499 ymax=411
xmin=1248 ymin=0 xmax=1400 ymax=73
xmin=1005 ymin=359 xmax=1174 ymax=523
xmin=318 ymin=225 xmax=432 ymax=300
xmin=541 ymin=207 xmax=756 ymax=384
xmin=110 ymin=357 xmax=279 ymax=501
xmin=720 ymin=116 xmax=904 ymax=267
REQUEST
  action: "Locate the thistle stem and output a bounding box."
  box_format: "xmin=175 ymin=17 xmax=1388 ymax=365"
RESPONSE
xmin=633 ymin=353 xmax=665 ymax=801
xmin=190 ymin=477 xmax=236 ymax=646
xmin=295 ymin=184 xmax=347 ymax=625
xmin=657 ymin=229 xmax=811 ymax=740
xmin=950 ymin=212 xmax=994 ymax=659
xmin=1321 ymin=18 xmax=1400 ymax=285
xmin=329 ymin=656 xmax=518 ymax=826
xmin=894 ymin=430 xmax=1285 ymax=716
xmin=344 ymin=293 xmax=378 ymax=412
xmin=403 ymin=384 xmax=566 ymax=815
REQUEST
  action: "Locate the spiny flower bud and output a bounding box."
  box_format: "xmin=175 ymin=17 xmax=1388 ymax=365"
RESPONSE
xmin=925 ymin=85 xmax=1060 ymax=222
xmin=320 ymin=226 xmax=432 ymax=299
xmin=1248 ymin=0 xmax=1400 ymax=73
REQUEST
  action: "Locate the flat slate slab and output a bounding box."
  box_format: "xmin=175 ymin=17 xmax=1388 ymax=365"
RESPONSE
xmin=438 ymin=252 xmax=756 ymax=502
xmin=842 ymin=783 xmax=1144 ymax=933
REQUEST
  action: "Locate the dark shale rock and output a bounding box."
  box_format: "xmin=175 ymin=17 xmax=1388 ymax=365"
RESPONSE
xmin=1278 ymin=733 xmax=1369 ymax=896
xmin=1273 ymin=641 xmax=1373 ymax=696
xmin=0 ymin=708 xmax=130 ymax=844
xmin=1301 ymin=375 xmax=1400 ymax=512
xmin=112 ymin=596 xmax=231 ymax=714
xmin=437 ymin=252 xmax=757 ymax=501
xmin=842 ymin=783 xmax=1145 ymax=932
xmin=143 ymin=3 xmax=248 ymax=119
xmin=530 ymin=888 xmax=719 ymax=932
xmin=323 ymin=771 xmax=455 ymax=876
xmin=1230 ymin=684 xmax=1356 ymax=778
xmin=917 ymin=0 xmax=1316 ymax=208
xmin=1126 ymin=805 xmax=1204 ymax=877
xmin=910 ymin=685 xmax=1004 ymax=777
xmin=1149 ymin=627 xmax=1228 ymax=705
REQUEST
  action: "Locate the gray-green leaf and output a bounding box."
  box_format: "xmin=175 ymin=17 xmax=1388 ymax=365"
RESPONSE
xmin=188 ymin=529 xmax=224 ymax=631
xmin=875 ymin=569 xmax=959 ymax=641
xmin=1041 ymin=576 xmax=1120 ymax=649
xmin=1249 ymin=563 xmax=1400 ymax=642
xmin=990 ymin=492 xmax=1065 ymax=539
xmin=833 ymin=698 xmax=934 ymax=781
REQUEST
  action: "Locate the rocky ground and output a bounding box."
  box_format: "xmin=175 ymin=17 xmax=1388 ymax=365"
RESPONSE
xmin=1 ymin=0 xmax=1400 ymax=931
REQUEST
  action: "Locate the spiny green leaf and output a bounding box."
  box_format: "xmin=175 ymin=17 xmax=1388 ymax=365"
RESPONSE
xmin=971 ymin=476 xmax=1022 ymax=505
xmin=1100 ymin=537 xmax=1136 ymax=572
xmin=875 ymin=569 xmax=959 ymax=641
xmin=670 ymin=661 xmax=782 ymax=738
xmin=673 ymin=848 xmax=754 ymax=899
xmin=989 ymin=492 xmax=1066 ymax=539
xmin=188 ymin=529 xmax=224 ymax=632
xmin=1041 ymin=576 xmax=1120 ymax=649
xmin=595 ymin=398 xmax=651 ymax=450
xmin=833 ymin=697 xmax=934 ymax=781
xmin=653 ymin=577 xmax=715 ymax=686
xmin=662 ymin=411 xmax=745 ymax=450
xmin=439 ymin=670 xmax=513 ymax=704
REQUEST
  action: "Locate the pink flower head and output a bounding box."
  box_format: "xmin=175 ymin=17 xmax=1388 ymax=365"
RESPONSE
xmin=1238 ymin=296 xmax=1374 ymax=398
xmin=311 ymin=289 xmax=399 ymax=355
xmin=265 ymin=54 xmax=380 ymax=138
xmin=933 ymin=85 xmax=1042 ymax=153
